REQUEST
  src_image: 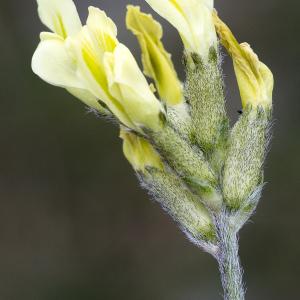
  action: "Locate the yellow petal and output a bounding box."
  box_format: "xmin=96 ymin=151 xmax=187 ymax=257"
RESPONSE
xmin=70 ymin=26 xmax=111 ymax=99
xmin=104 ymin=44 xmax=165 ymax=132
xmin=145 ymin=0 xmax=217 ymax=58
xmin=126 ymin=5 xmax=183 ymax=105
xmin=36 ymin=0 xmax=82 ymax=38
xmin=213 ymin=12 xmax=274 ymax=108
xmin=120 ymin=129 xmax=163 ymax=172
xmin=74 ymin=7 xmax=117 ymax=98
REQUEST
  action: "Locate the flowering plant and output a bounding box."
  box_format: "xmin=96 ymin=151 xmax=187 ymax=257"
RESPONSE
xmin=32 ymin=1 xmax=274 ymax=299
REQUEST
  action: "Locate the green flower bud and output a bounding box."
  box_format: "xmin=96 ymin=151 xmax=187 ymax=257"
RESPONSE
xmin=222 ymin=107 xmax=271 ymax=209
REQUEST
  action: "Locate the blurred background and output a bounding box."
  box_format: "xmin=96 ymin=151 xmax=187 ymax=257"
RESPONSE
xmin=0 ymin=0 xmax=299 ymax=299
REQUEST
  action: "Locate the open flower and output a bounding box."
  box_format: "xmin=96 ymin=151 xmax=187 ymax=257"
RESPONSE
xmin=126 ymin=5 xmax=183 ymax=106
xmin=213 ymin=12 xmax=274 ymax=109
xmin=144 ymin=0 xmax=217 ymax=59
xmin=32 ymin=0 xmax=165 ymax=132
xmin=68 ymin=7 xmax=165 ymax=132
xmin=32 ymin=0 xmax=104 ymax=111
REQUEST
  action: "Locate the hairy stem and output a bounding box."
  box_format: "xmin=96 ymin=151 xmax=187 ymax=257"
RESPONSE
xmin=217 ymin=214 xmax=245 ymax=300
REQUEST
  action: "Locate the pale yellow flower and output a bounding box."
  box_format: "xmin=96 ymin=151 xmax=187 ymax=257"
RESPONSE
xmin=68 ymin=7 xmax=165 ymax=132
xmin=32 ymin=0 xmax=103 ymax=111
xmin=144 ymin=0 xmax=217 ymax=59
xmin=213 ymin=12 xmax=274 ymax=109
xmin=32 ymin=1 xmax=165 ymax=131
xmin=126 ymin=5 xmax=183 ymax=105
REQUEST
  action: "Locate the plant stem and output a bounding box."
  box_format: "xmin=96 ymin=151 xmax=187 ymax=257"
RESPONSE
xmin=217 ymin=214 xmax=245 ymax=300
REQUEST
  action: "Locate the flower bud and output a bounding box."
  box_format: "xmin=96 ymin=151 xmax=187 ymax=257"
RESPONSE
xmin=143 ymin=168 xmax=216 ymax=243
xmin=126 ymin=5 xmax=183 ymax=105
xmin=213 ymin=12 xmax=274 ymax=109
xmin=222 ymin=108 xmax=270 ymax=209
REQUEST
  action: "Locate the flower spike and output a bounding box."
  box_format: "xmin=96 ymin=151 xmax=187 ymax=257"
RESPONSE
xmin=32 ymin=2 xmax=275 ymax=299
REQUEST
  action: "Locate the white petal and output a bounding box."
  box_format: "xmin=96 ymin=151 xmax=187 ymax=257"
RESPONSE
xmin=36 ymin=0 xmax=82 ymax=38
xmin=32 ymin=34 xmax=83 ymax=89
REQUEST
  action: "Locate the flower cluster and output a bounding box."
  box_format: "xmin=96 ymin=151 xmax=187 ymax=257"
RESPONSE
xmin=32 ymin=2 xmax=274 ymax=298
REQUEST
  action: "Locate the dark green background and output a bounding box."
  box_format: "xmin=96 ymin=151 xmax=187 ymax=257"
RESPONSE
xmin=0 ymin=0 xmax=299 ymax=299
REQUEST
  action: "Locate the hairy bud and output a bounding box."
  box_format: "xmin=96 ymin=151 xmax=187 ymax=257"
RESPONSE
xmin=149 ymin=124 xmax=223 ymax=211
xmin=222 ymin=107 xmax=271 ymax=209
xmin=140 ymin=168 xmax=216 ymax=244
xmin=184 ymin=50 xmax=229 ymax=159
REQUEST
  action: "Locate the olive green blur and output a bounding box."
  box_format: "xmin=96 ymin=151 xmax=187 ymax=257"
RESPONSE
xmin=0 ymin=0 xmax=299 ymax=299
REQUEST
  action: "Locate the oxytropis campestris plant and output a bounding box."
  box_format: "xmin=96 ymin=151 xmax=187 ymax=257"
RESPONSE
xmin=32 ymin=1 xmax=274 ymax=299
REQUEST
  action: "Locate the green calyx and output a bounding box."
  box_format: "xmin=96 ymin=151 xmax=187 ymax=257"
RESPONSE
xmin=222 ymin=106 xmax=271 ymax=209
